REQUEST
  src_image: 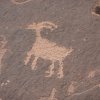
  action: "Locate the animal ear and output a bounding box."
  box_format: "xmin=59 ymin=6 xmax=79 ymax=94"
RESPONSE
xmin=26 ymin=25 xmax=33 ymax=29
xmin=44 ymin=22 xmax=57 ymax=27
xmin=24 ymin=23 xmax=35 ymax=30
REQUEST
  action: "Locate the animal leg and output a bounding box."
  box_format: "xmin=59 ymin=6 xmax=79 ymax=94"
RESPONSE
xmin=57 ymin=61 xmax=64 ymax=78
xmin=24 ymin=51 xmax=32 ymax=65
xmin=31 ymin=56 xmax=38 ymax=70
xmin=45 ymin=61 xmax=55 ymax=78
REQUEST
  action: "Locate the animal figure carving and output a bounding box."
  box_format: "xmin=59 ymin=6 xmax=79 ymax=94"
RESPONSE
xmin=24 ymin=21 xmax=73 ymax=78
xmin=38 ymin=88 xmax=57 ymax=100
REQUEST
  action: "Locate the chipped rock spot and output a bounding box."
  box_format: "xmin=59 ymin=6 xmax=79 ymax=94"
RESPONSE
xmin=1 ymin=80 xmax=10 ymax=87
xmin=11 ymin=0 xmax=31 ymax=5
xmin=92 ymin=6 xmax=100 ymax=16
xmin=88 ymin=70 xmax=96 ymax=78
xmin=38 ymin=88 xmax=57 ymax=100
xmin=24 ymin=21 xmax=73 ymax=78
xmin=92 ymin=0 xmax=100 ymax=16
xmin=95 ymin=6 xmax=100 ymax=15
xmin=0 ymin=35 xmax=7 ymax=74
xmin=67 ymin=81 xmax=77 ymax=96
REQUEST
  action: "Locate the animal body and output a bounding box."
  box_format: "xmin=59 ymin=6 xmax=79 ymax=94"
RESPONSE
xmin=24 ymin=21 xmax=73 ymax=78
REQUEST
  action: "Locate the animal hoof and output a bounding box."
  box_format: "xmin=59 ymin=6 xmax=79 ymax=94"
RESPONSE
xmin=31 ymin=65 xmax=37 ymax=70
xmin=57 ymin=73 xmax=64 ymax=79
xmin=45 ymin=71 xmax=54 ymax=78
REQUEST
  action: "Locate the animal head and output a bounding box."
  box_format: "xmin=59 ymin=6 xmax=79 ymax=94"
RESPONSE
xmin=26 ymin=21 xmax=58 ymax=32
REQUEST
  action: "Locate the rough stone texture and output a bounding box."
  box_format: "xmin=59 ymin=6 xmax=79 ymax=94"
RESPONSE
xmin=0 ymin=0 xmax=100 ymax=100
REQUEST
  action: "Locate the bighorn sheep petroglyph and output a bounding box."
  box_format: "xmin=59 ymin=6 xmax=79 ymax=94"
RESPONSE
xmin=24 ymin=21 xmax=73 ymax=78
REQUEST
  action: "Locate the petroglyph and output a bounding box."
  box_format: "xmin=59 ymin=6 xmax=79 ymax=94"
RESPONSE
xmin=39 ymin=88 xmax=57 ymax=100
xmin=67 ymin=81 xmax=78 ymax=96
xmin=0 ymin=35 xmax=7 ymax=74
xmin=88 ymin=70 xmax=96 ymax=78
xmin=1 ymin=80 xmax=10 ymax=87
xmin=24 ymin=21 xmax=73 ymax=78
xmin=11 ymin=0 xmax=31 ymax=5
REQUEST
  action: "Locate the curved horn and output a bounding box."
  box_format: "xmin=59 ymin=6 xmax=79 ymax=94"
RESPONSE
xmin=38 ymin=21 xmax=58 ymax=30
xmin=11 ymin=0 xmax=31 ymax=5
xmin=26 ymin=21 xmax=58 ymax=31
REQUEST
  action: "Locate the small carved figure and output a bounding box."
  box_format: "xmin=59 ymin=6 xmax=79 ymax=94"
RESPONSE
xmin=24 ymin=21 xmax=73 ymax=78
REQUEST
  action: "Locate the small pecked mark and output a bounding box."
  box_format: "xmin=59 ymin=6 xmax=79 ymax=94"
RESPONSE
xmin=95 ymin=6 xmax=100 ymax=15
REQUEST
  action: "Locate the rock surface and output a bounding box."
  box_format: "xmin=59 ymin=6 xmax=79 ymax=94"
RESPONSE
xmin=0 ymin=0 xmax=100 ymax=100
